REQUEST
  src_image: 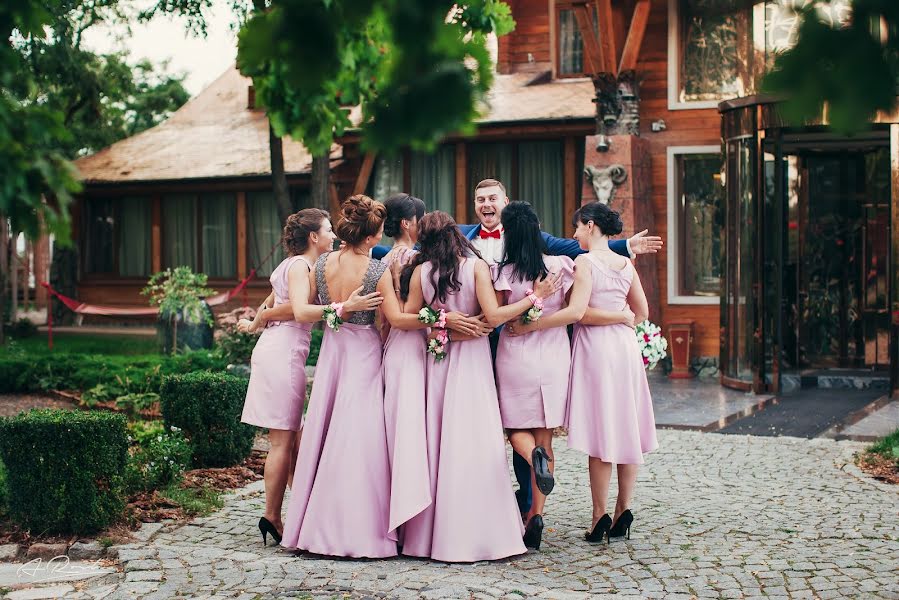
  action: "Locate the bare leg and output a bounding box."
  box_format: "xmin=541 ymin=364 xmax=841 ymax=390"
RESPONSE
xmin=526 ymin=429 xmax=554 ymax=519
xmin=508 ymin=429 xmax=536 ymax=465
xmin=263 ymin=429 xmax=294 ymax=533
xmin=286 ymin=429 xmax=302 ymax=490
xmin=613 ymin=464 xmax=639 ymax=522
xmin=588 ymin=457 xmax=613 ymax=529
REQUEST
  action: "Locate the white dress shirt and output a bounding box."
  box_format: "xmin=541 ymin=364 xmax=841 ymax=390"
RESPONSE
xmin=470 ymin=227 xmax=505 ymax=266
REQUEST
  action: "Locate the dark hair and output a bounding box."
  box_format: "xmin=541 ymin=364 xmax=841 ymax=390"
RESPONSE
xmin=334 ymin=194 xmax=386 ymax=246
xmin=282 ymin=208 xmax=330 ymax=255
xmin=475 ymin=178 xmax=507 ymax=196
xmin=572 ymin=201 xmax=623 ymax=236
xmin=383 ymin=193 xmax=426 ymax=238
xmin=498 ymin=201 xmax=548 ymax=283
xmin=399 ymin=211 xmax=483 ymax=303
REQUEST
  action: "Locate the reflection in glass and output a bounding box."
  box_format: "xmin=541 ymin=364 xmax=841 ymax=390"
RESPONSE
xmin=677 ymin=153 xmax=723 ymax=296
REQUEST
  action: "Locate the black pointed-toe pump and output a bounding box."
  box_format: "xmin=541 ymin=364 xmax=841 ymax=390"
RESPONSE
xmin=259 ymin=517 xmax=283 ymax=546
xmin=585 ymin=514 xmax=612 ymax=544
xmin=523 ymin=514 xmax=545 ymax=550
xmin=531 ymin=446 xmax=554 ymax=496
xmin=609 ymin=509 xmax=633 ymax=540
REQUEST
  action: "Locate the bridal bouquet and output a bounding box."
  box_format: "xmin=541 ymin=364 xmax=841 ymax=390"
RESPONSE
xmin=636 ymin=320 xmax=667 ymax=370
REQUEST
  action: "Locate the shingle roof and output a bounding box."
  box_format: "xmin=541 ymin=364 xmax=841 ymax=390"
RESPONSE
xmin=74 ymin=67 xmax=328 ymax=184
xmin=478 ymin=72 xmax=595 ymax=123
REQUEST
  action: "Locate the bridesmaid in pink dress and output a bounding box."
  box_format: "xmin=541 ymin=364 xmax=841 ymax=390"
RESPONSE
xmin=508 ymin=202 xmax=657 ymax=545
xmin=379 ymin=194 xmax=489 ymax=541
xmin=238 ymin=208 xmax=335 ymax=546
xmin=398 ymin=211 xmax=527 ymax=563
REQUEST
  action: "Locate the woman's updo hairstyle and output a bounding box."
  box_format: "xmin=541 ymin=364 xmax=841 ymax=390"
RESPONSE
xmin=334 ymin=194 xmax=386 ymax=246
xmin=572 ymin=201 xmax=623 ymax=236
xmin=383 ymin=193 xmax=425 ymax=238
xmin=281 ymin=208 xmax=330 ymax=255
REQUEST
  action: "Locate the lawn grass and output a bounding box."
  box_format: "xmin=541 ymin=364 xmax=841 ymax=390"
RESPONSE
xmin=159 ymin=484 xmax=223 ymax=517
xmin=5 ymin=333 xmax=159 ymax=356
xmin=866 ymin=427 xmax=899 ymax=461
xmin=857 ymin=427 xmax=899 ymax=484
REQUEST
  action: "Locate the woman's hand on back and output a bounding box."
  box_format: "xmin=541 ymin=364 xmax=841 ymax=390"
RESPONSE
xmin=534 ymin=271 xmax=562 ymax=299
xmin=344 ymin=285 xmax=383 ymax=312
xmin=445 ymin=312 xmax=493 ymax=337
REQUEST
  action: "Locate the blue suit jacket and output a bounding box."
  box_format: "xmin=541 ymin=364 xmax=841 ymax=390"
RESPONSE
xmin=372 ymin=224 xmax=629 ymax=260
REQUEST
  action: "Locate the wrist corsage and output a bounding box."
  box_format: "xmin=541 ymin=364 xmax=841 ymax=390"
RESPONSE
xmin=427 ymin=329 xmax=450 ymax=361
xmin=521 ymin=289 xmax=544 ymax=324
xmin=323 ymin=302 xmax=344 ymax=332
xmin=418 ymin=306 xmax=447 ymax=329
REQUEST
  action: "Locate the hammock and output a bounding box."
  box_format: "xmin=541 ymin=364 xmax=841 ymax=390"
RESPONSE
xmin=39 ymin=270 xmax=257 ymax=317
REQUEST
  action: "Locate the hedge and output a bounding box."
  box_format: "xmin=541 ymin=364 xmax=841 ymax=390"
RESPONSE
xmin=0 ymin=350 xmax=229 ymax=395
xmin=160 ymin=372 xmax=254 ymax=468
xmin=0 ymin=409 xmax=128 ymax=533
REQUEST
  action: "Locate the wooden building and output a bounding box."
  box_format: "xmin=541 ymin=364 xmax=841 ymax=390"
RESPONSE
xmin=71 ymin=0 xmax=898 ymax=394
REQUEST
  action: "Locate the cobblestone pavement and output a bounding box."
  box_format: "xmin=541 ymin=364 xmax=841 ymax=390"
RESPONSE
xmin=53 ymin=431 xmax=899 ymax=599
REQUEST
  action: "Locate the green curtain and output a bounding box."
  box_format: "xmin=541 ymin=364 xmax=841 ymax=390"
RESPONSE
xmin=518 ymin=141 xmax=564 ymax=237
xmin=162 ymin=195 xmax=198 ymax=270
xmin=248 ymin=191 xmax=284 ymax=277
xmin=201 ymin=193 xmax=237 ymax=278
xmin=467 ymin=143 xmax=513 ymax=203
xmin=118 ymin=197 xmax=151 ymax=277
xmin=373 ymin=154 xmax=405 ymax=201
xmin=410 ymin=145 xmax=455 ymax=215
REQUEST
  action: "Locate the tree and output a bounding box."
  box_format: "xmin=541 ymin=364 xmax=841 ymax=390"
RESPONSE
xmin=761 ymin=0 xmax=899 ymax=133
xmin=237 ymin=1 xmax=515 ymax=160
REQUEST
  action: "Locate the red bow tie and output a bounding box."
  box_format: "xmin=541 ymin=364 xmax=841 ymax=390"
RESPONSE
xmin=479 ymin=228 xmax=501 ymax=240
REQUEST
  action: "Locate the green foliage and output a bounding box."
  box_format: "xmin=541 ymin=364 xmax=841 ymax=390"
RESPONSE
xmin=5 ymin=333 xmax=159 ymax=355
xmin=236 ymin=0 xmax=516 ymax=155
xmin=159 ymin=483 xmax=223 ymax=516
xmin=142 ymin=267 xmax=216 ymax=326
xmin=7 ymin=318 xmax=38 ymax=339
xmin=0 ymin=409 xmax=128 ymax=533
xmin=0 ymin=349 xmax=229 ymax=394
xmin=0 ymin=458 xmax=8 ymax=515
xmin=124 ymin=422 xmax=192 ymax=494
xmin=866 ymin=428 xmax=899 ymax=463
xmin=160 ymin=372 xmax=255 ymax=468
xmin=115 ymin=392 xmax=161 ymax=418
xmin=307 ymin=328 xmax=323 ymax=366
xmin=762 ymin=0 xmax=899 ymax=133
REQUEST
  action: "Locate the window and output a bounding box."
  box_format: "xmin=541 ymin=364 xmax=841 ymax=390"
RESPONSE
xmin=668 ymin=0 xmax=851 ymax=109
xmin=83 ymin=197 xmax=152 ymax=277
xmin=247 ymin=191 xmax=285 ymax=278
xmin=556 ymin=3 xmax=599 ymax=77
xmin=667 ymin=147 xmax=723 ymax=303
xmin=162 ymin=193 xmax=238 ymax=278
xmin=410 ymin=146 xmax=456 ymax=215
xmin=468 ymin=141 xmax=565 ymax=236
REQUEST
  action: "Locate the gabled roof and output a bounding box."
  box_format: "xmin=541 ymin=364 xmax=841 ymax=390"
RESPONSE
xmin=74 ymin=66 xmax=326 ymax=184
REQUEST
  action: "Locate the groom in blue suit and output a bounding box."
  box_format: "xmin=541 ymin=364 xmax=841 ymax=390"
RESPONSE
xmin=373 ymin=178 xmax=662 ymax=515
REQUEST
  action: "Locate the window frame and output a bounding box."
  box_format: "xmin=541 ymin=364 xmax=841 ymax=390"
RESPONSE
xmin=554 ymin=1 xmax=599 ymax=80
xmin=160 ymin=193 xmax=239 ymax=281
xmin=666 ymin=145 xmax=723 ymax=305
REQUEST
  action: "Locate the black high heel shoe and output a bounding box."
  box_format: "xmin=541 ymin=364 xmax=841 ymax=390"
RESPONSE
xmin=585 ymin=514 xmax=612 ymax=544
xmin=523 ymin=514 xmax=544 ymax=550
xmin=609 ymin=510 xmax=633 ymax=540
xmin=531 ymin=446 xmax=554 ymax=495
xmin=258 ymin=517 xmax=283 ymax=546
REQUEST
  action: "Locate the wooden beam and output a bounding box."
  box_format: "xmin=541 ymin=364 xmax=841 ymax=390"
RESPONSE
xmin=236 ymin=191 xmax=247 ymax=280
xmin=353 ymin=152 xmax=376 ymax=196
xmin=572 ymin=3 xmax=604 ymax=76
xmin=619 ymin=0 xmax=650 ymax=73
xmin=595 ymin=0 xmax=617 ymax=75
xmin=563 ymin=137 xmax=577 ymax=238
xmin=454 ymin=142 xmax=468 ymax=224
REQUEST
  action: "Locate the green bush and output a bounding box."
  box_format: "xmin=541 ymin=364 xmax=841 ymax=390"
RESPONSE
xmin=0 ymin=458 xmax=8 ymax=515
xmin=308 ymin=328 xmax=323 ymax=366
xmin=124 ymin=422 xmax=192 ymax=494
xmin=160 ymin=372 xmax=254 ymax=468
xmin=8 ymin=318 xmax=38 ymax=339
xmin=0 ymin=350 xmax=229 ymax=395
xmin=0 ymin=409 xmax=128 ymax=533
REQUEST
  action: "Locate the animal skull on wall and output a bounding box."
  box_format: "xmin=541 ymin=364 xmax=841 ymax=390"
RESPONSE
xmin=584 ymin=164 xmax=627 ymax=205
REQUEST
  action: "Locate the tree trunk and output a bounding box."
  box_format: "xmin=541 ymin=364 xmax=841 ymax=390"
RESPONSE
xmin=269 ymin=125 xmax=293 ymax=223
xmin=10 ymin=231 xmax=18 ymax=321
xmin=0 ymin=216 xmax=7 ymax=344
xmin=311 ymin=154 xmax=330 ymax=210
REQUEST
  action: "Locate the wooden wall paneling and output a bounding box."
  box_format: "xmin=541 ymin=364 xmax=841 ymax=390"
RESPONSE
xmin=328 ymin=183 xmax=340 ymax=217
xmin=455 ymin=143 xmax=468 ymax=223
xmin=151 ymin=195 xmax=162 ymax=273
xmin=236 ymin=191 xmax=247 ymax=279
xmin=563 ymin=137 xmax=577 ymax=238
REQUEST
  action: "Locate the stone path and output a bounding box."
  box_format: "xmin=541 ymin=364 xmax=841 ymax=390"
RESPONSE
xmin=8 ymin=430 xmax=899 ymax=600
